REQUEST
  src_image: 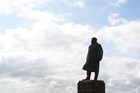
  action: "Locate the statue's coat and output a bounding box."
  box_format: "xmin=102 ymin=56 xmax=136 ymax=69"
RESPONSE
xmin=83 ymin=42 xmax=102 ymax=72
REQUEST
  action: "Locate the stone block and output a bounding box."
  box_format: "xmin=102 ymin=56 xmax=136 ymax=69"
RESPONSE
xmin=78 ymin=80 xmax=105 ymax=93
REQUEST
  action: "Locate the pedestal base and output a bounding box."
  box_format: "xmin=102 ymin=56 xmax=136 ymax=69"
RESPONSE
xmin=78 ymin=80 xmax=105 ymax=93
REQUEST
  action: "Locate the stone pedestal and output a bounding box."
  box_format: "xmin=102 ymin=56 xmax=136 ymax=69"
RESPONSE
xmin=78 ymin=80 xmax=105 ymax=93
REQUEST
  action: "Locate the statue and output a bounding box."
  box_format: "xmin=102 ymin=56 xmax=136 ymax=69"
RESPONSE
xmin=82 ymin=37 xmax=103 ymax=81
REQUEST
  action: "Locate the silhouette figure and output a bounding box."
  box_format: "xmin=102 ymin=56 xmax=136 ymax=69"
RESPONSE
xmin=82 ymin=37 xmax=103 ymax=80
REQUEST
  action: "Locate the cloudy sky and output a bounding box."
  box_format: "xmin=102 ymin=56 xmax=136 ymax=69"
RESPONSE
xmin=0 ymin=0 xmax=140 ymax=93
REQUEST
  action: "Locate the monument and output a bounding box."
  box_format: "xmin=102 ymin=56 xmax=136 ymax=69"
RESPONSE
xmin=78 ymin=37 xmax=105 ymax=93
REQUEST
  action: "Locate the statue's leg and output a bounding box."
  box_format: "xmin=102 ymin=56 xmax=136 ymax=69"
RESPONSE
xmin=94 ymin=69 xmax=99 ymax=80
xmin=83 ymin=71 xmax=91 ymax=81
xmin=86 ymin=71 xmax=91 ymax=80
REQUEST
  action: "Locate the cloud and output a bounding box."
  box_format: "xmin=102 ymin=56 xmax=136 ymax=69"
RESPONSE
xmin=0 ymin=37 xmax=85 ymax=93
xmin=0 ymin=22 xmax=93 ymax=52
xmin=96 ymin=21 xmax=140 ymax=54
xmin=101 ymin=56 xmax=140 ymax=93
xmin=0 ymin=77 xmax=47 ymax=93
xmin=110 ymin=0 xmax=127 ymax=6
xmin=72 ymin=0 xmax=85 ymax=8
xmin=18 ymin=9 xmax=66 ymax=22
xmin=61 ymin=0 xmax=85 ymax=8
xmin=0 ymin=3 xmax=94 ymax=92
xmin=94 ymin=19 xmax=140 ymax=93
xmin=108 ymin=12 xmax=128 ymax=25
xmin=0 ymin=49 xmax=82 ymax=93
xmin=95 ymin=19 xmax=140 ymax=93
xmin=0 ymin=0 xmax=50 ymax=14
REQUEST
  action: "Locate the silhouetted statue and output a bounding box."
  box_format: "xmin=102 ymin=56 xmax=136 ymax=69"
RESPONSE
xmin=82 ymin=37 xmax=103 ymax=80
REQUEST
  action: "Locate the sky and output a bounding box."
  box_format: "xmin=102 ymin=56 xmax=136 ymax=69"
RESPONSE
xmin=0 ymin=0 xmax=140 ymax=93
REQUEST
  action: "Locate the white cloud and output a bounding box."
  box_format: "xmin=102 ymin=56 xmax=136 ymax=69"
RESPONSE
xmin=61 ymin=0 xmax=85 ymax=8
xmin=101 ymin=56 xmax=140 ymax=93
xmin=18 ymin=9 xmax=66 ymax=22
xmin=96 ymin=21 xmax=140 ymax=54
xmin=73 ymin=0 xmax=85 ymax=8
xmin=0 ymin=22 xmax=93 ymax=52
xmin=108 ymin=12 xmax=128 ymax=25
xmin=0 ymin=77 xmax=47 ymax=93
xmin=0 ymin=3 xmax=94 ymax=92
xmin=93 ymin=20 xmax=140 ymax=93
xmin=0 ymin=0 xmax=50 ymax=14
xmin=110 ymin=0 xmax=127 ymax=6
xmin=0 ymin=47 xmax=83 ymax=93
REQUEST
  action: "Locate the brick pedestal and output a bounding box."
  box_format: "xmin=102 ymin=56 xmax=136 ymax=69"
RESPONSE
xmin=78 ymin=80 xmax=105 ymax=93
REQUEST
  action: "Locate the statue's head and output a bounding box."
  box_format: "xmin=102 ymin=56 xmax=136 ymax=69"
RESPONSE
xmin=91 ymin=37 xmax=97 ymax=44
